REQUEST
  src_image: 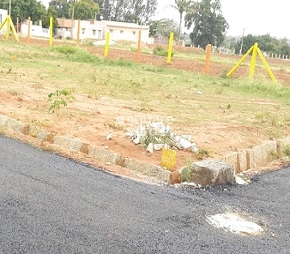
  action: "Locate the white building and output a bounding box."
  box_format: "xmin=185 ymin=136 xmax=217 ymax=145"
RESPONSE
xmin=21 ymin=20 xmax=49 ymax=38
xmin=57 ymin=18 xmax=151 ymax=44
xmin=0 ymin=9 xmax=8 ymax=32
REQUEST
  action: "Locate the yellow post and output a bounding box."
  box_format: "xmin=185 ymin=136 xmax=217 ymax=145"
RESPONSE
xmin=6 ymin=15 xmax=10 ymax=40
xmin=249 ymin=43 xmax=258 ymax=78
xmin=227 ymin=45 xmax=254 ymax=77
xmin=49 ymin=17 xmax=53 ymax=46
xmin=256 ymin=47 xmax=277 ymax=82
xmin=137 ymin=30 xmax=141 ymax=63
xmin=204 ymin=44 xmax=211 ymax=74
xmin=76 ymin=19 xmax=81 ymax=45
xmin=104 ymin=32 xmax=110 ymax=57
xmin=167 ymin=32 xmax=174 ymax=64
xmin=9 ymin=18 xmax=19 ymax=42
xmin=161 ymin=148 xmax=177 ymax=171
xmin=0 ymin=17 xmax=7 ymax=30
xmin=27 ymin=17 xmax=31 ymax=42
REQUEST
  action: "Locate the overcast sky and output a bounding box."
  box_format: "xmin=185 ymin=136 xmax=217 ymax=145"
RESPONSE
xmin=40 ymin=0 xmax=290 ymax=38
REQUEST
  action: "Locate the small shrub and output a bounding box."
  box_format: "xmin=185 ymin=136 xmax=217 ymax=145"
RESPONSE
xmin=196 ymin=148 xmax=212 ymax=160
xmin=153 ymin=46 xmax=174 ymax=57
xmin=181 ymin=159 xmax=193 ymax=182
xmin=283 ymin=145 xmax=290 ymax=156
xmin=47 ymin=89 xmax=75 ymax=113
xmin=51 ymin=45 xmax=101 ymax=63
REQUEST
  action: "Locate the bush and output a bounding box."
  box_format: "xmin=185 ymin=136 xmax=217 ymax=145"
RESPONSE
xmin=153 ymin=46 xmax=174 ymax=57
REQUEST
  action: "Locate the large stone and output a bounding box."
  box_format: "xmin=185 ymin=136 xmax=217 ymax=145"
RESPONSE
xmin=190 ymin=160 xmax=236 ymax=186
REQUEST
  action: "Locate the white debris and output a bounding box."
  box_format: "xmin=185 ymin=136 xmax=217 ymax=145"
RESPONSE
xmin=127 ymin=122 xmax=198 ymax=153
xmin=154 ymin=144 xmax=165 ymax=151
xmin=106 ymin=133 xmax=112 ymax=140
xmin=192 ymin=143 xmax=198 ymax=153
xmin=235 ymin=175 xmax=250 ymax=185
xmin=179 ymin=138 xmax=192 ymax=149
xmin=147 ymin=143 xmax=154 ymax=153
xmin=207 ymin=213 xmax=264 ymax=235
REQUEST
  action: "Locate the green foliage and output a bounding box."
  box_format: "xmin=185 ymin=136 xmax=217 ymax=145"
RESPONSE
xmin=47 ymin=89 xmax=74 ymax=113
xmin=52 ymin=45 xmax=79 ymax=55
xmin=71 ymin=0 xmax=99 ymax=20
xmin=153 ymin=46 xmax=174 ymax=57
xmin=49 ymin=0 xmax=70 ymax=19
xmin=185 ymin=0 xmax=228 ymax=48
xmin=41 ymin=6 xmax=59 ymax=29
xmin=196 ymin=148 xmax=212 ymax=160
xmin=181 ymin=159 xmax=193 ymax=182
xmin=0 ymin=0 xmax=47 ymax=24
xmin=283 ymin=145 xmax=290 ymax=156
xmin=149 ymin=19 xmax=179 ymax=38
xmin=94 ymin=0 xmax=157 ymax=23
xmin=104 ymin=58 xmax=135 ymax=67
xmin=169 ymin=0 xmax=196 ymax=39
xmin=140 ymin=127 xmax=172 ymax=147
xmin=51 ymin=45 xmax=101 ymax=63
xmin=234 ymin=34 xmax=290 ymax=56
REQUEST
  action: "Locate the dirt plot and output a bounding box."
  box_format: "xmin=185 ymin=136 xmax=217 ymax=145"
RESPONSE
xmin=1 ymin=37 xmax=290 ymax=178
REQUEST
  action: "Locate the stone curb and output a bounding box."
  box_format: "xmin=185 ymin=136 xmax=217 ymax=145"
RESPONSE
xmin=0 ymin=114 xmax=289 ymax=183
xmin=0 ymin=115 xmax=170 ymax=183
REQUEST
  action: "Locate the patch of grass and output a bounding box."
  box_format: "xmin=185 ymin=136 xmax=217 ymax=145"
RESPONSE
xmin=51 ymin=45 xmax=101 ymax=63
xmin=283 ymin=145 xmax=290 ymax=156
xmin=181 ymin=159 xmax=194 ymax=182
xmin=196 ymin=148 xmax=213 ymax=160
xmin=153 ymin=46 xmax=174 ymax=57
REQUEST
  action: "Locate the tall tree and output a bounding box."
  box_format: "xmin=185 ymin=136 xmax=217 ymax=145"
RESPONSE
xmin=49 ymin=0 xmax=70 ymax=19
xmin=149 ymin=19 xmax=179 ymax=38
xmin=42 ymin=6 xmax=59 ymax=28
xmin=185 ymin=0 xmax=228 ymax=48
xmin=0 ymin=0 xmax=47 ymax=24
xmin=92 ymin=0 xmax=157 ymax=23
xmin=70 ymin=0 xmax=99 ymax=20
xmin=170 ymin=0 xmax=196 ymax=40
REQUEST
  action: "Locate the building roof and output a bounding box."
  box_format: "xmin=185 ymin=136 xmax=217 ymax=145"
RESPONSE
xmin=57 ymin=18 xmax=73 ymax=28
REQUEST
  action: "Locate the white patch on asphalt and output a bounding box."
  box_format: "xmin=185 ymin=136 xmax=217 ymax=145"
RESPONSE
xmin=207 ymin=213 xmax=264 ymax=235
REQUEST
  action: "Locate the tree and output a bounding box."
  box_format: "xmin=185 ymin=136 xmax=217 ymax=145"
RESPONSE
xmin=70 ymin=0 xmax=99 ymax=20
xmin=169 ymin=0 xmax=196 ymax=41
xmin=92 ymin=0 xmax=157 ymax=23
xmin=49 ymin=0 xmax=70 ymax=19
xmin=42 ymin=6 xmax=59 ymax=29
xmin=233 ymin=34 xmax=290 ymax=56
xmin=185 ymin=0 xmax=228 ymax=48
xmin=149 ymin=19 xmax=179 ymax=38
xmin=0 ymin=0 xmax=47 ymax=24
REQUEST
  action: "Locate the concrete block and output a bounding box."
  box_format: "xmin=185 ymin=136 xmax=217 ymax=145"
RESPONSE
xmin=252 ymin=141 xmax=277 ymax=167
xmin=124 ymin=158 xmax=170 ymax=182
xmin=53 ymin=136 xmax=84 ymax=152
xmin=246 ymin=149 xmax=255 ymax=169
xmin=237 ymin=150 xmax=248 ymax=173
xmin=88 ymin=145 xmax=119 ymax=164
xmin=0 ymin=115 xmax=29 ymax=134
xmin=222 ymin=152 xmax=238 ymax=173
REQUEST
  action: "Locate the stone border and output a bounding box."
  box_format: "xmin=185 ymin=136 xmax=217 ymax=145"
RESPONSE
xmin=0 ymin=115 xmax=170 ymax=183
xmin=0 ymin=114 xmax=289 ymax=183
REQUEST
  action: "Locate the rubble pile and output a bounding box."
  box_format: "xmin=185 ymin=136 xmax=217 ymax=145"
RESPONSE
xmin=126 ymin=122 xmax=198 ymax=153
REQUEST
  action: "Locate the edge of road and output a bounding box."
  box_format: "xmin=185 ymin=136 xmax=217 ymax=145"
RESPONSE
xmin=1 ymin=114 xmax=289 ymax=184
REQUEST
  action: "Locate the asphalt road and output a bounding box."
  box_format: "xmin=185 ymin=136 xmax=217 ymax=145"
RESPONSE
xmin=0 ymin=135 xmax=289 ymax=254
